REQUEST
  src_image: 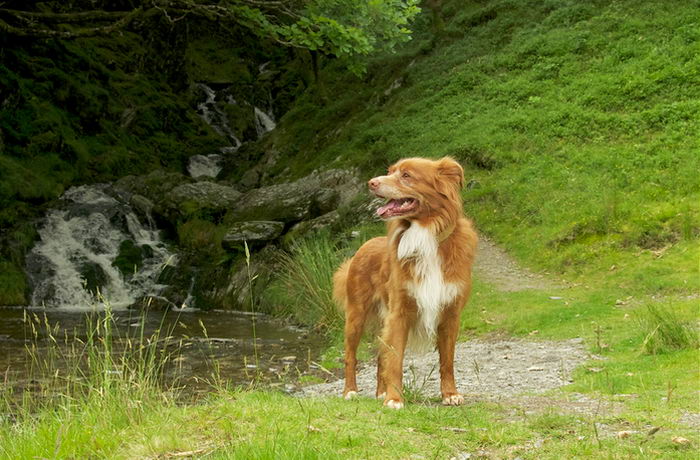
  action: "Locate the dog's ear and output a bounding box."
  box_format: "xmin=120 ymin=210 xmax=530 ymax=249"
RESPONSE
xmin=437 ymin=157 xmax=465 ymax=189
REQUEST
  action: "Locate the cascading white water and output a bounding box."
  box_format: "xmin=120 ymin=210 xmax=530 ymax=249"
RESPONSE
xmin=187 ymin=154 xmax=223 ymax=179
xmin=26 ymin=185 xmax=175 ymax=310
xmin=188 ymin=83 xmax=277 ymax=179
xmin=188 ymin=83 xmax=244 ymax=179
xmin=254 ymin=106 xmax=276 ymax=138
xmin=195 ymin=83 xmax=242 ymax=148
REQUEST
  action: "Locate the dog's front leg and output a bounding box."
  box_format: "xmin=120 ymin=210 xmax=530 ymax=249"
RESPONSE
xmin=437 ymin=301 xmax=466 ymax=406
xmin=379 ymin=297 xmax=415 ymax=409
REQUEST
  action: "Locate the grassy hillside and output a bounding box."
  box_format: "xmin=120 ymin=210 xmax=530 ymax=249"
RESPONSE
xmin=253 ymin=0 xmax=699 ymax=290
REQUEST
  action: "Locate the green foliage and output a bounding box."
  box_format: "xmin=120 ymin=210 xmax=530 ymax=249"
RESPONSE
xmin=639 ymin=303 xmax=699 ymax=355
xmin=0 ymin=261 xmax=27 ymax=305
xmin=263 ymin=232 xmax=343 ymax=332
xmin=177 ymin=219 xmax=226 ymax=257
xmin=231 ymin=0 xmax=421 ymax=74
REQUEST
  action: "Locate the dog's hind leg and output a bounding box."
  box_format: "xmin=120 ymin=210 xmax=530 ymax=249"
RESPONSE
xmin=342 ymin=302 xmax=368 ymax=399
xmin=375 ymin=351 xmax=386 ymax=399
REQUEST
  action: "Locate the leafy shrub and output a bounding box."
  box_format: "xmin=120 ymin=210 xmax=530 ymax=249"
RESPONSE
xmin=263 ymin=232 xmax=343 ymax=332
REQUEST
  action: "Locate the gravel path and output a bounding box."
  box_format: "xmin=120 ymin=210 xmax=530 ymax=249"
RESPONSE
xmin=300 ymin=235 xmax=588 ymax=400
xmin=299 ymin=338 xmax=589 ymax=399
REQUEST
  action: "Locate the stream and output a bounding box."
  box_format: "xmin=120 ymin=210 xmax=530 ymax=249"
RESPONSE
xmin=0 ymin=306 xmax=326 ymax=396
xmin=1 ymin=81 xmax=322 ymax=398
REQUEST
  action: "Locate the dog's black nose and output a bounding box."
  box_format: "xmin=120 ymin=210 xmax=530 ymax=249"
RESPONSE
xmin=368 ymin=178 xmax=379 ymax=190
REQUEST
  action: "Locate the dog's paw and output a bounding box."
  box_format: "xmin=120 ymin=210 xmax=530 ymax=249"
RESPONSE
xmin=442 ymin=394 xmax=465 ymax=406
xmin=384 ymin=399 xmax=404 ymax=410
xmin=376 ymin=392 xmax=386 ymax=400
xmin=343 ymin=390 xmax=358 ymax=400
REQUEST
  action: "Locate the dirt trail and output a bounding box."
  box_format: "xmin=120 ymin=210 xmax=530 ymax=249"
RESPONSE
xmin=474 ymin=235 xmax=560 ymax=292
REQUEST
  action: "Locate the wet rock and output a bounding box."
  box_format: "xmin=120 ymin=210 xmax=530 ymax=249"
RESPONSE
xmin=128 ymin=194 xmax=155 ymax=222
xmin=78 ymin=261 xmax=109 ymax=295
xmin=239 ymin=168 xmax=261 ymax=189
xmin=222 ymin=221 xmax=285 ymax=249
xmin=112 ymin=240 xmax=146 ymax=279
xmin=115 ymin=170 xmax=188 ymax=200
xmin=114 ymin=170 xmax=190 ymax=224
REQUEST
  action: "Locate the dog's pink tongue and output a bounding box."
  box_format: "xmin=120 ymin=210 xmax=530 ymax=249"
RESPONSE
xmin=377 ymin=200 xmax=398 ymax=218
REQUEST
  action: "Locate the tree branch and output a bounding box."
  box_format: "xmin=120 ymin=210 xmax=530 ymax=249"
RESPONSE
xmin=0 ymin=8 xmax=142 ymax=38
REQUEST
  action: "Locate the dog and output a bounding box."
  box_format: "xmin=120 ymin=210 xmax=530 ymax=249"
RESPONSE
xmin=333 ymin=156 xmax=477 ymax=409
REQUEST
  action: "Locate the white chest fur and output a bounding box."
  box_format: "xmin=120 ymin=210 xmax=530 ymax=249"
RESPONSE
xmin=397 ymin=223 xmax=461 ymax=343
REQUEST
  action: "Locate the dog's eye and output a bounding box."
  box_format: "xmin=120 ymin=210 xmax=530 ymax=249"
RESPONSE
xmin=402 ymin=172 xmax=410 ymax=179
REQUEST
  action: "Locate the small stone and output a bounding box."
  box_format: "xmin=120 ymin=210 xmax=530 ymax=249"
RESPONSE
xmin=449 ymin=453 xmax=471 ymax=460
xmin=672 ymin=436 xmax=691 ymax=446
xmin=549 ymin=296 xmax=563 ymax=300
xmin=617 ymin=430 xmax=634 ymax=439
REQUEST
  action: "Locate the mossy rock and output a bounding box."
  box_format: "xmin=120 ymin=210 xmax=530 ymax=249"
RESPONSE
xmin=169 ymin=182 xmax=242 ymax=217
xmin=78 ymin=261 xmax=109 ymax=295
xmin=284 ymin=211 xmax=340 ymax=245
xmin=112 ymin=240 xmax=152 ymax=280
xmin=222 ymin=221 xmax=285 ymax=250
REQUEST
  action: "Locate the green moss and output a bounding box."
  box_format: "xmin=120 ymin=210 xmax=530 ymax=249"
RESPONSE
xmin=0 ymin=261 xmax=27 ymax=305
xmin=112 ymin=240 xmax=148 ymax=279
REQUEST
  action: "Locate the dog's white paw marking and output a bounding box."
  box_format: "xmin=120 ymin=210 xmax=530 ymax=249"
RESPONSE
xmin=442 ymin=394 xmax=465 ymax=406
xmin=385 ymin=399 xmax=404 ymax=410
xmin=376 ymin=392 xmax=386 ymax=400
xmin=344 ymin=391 xmax=358 ymax=400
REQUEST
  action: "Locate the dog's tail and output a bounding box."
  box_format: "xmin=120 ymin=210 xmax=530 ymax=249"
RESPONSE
xmin=332 ymin=259 xmax=351 ymax=312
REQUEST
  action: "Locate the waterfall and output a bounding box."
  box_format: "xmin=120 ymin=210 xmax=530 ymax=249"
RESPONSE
xmin=187 ymin=154 xmax=223 ymax=179
xmin=254 ymin=106 xmax=276 ymax=138
xmin=189 ymin=83 xmax=243 ymax=179
xmin=189 ymin=83 xmax=277 ymax=179
xmin=26 ymin=185 xmax=175 ymax=310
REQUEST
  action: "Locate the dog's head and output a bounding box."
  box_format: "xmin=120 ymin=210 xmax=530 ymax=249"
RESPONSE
xmin=368 ymin=157 xmax=464 ymax=222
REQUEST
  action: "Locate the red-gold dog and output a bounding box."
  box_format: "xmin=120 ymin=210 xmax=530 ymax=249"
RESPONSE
xmin=333 ymin=157 xmax=477 ymax=409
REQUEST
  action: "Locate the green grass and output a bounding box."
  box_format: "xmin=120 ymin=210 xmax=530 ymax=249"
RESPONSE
xmin=2 ymin=389 xmax=698 ymax=459
xmin=639 ymin=303 xmax=699 ymax=355
xmin=262 ymin=233 xmax=345 ymax=332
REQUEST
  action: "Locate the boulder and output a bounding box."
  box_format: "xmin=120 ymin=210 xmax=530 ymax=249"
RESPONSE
xmin=115 ymin=171 xmax=243 ymax=221
xmin=222 ymin=221 xmax=285 ymax=249
xmin=226 ymin=168 xmax=362 ymax=224
xmin=223 ymin=245 xmax=281 ymax=309
xmin=115 ymin=170 xmax=188 ymax=200
xmin=169 ymin=181 xmax=242 ymax=212
xmin=285 ymin=211 xmax=340 ymax=243
xmin=227 ymin=184 xmax=338 ymax=224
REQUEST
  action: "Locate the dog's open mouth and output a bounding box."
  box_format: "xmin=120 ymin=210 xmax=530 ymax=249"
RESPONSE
xmin=376 ymin=198 xmax=418 ymax=219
